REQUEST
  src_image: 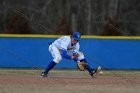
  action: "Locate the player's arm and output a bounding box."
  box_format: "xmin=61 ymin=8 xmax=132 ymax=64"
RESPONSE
xmin=60 ymin=36 xmax=79 ymax=59
xmin=72 ymin=43 xmax=81 ymax=62
xmin=61 ymin=49 xmax=72 ymax=59
xmin=73 ymin=43 xmax=80 ymax=55
xmin=61 ymin=49 xmax=79 ymax=59
xmin=59 ymin=37 xmax=72 ymax=59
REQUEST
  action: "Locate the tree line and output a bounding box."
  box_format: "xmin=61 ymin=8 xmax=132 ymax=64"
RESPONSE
xmin=0 ymin=0 xmax=140 ymax=35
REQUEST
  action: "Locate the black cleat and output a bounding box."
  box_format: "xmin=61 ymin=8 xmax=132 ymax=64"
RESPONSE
xmin=90 ymin=66 xmax=101 ymax=78
xmin=41 ymin=72 xmax=48 ymax=77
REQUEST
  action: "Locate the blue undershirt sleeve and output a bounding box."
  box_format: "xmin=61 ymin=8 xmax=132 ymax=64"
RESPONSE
xmin=61 ymin=50 xmax=72 ymax=59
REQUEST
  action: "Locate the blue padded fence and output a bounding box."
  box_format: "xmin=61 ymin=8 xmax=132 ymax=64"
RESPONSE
xmin=0 ymin=35 xmax=140 ymax=69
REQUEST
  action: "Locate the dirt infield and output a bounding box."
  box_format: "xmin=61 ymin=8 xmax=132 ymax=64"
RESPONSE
xmin=0 ymin=69 xmax=140 ymax=93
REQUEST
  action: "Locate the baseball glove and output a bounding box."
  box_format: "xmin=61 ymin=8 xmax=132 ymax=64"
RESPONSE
xmin=77 ymin=62 xmax=88 ymax=71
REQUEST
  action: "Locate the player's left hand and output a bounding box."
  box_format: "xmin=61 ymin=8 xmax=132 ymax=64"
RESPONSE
xmin=77 ymin=62 xmax=88 ymax=71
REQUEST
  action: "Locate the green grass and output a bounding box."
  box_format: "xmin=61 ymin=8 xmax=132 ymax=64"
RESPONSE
xmin=0 ymin=68 xmax=140 ymax=77
xmin=0 ymin=69 xmax=41 ymax=76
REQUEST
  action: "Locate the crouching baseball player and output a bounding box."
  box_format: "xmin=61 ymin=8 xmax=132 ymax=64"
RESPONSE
xmin=41 ymin=32 xmax=101 ymax=78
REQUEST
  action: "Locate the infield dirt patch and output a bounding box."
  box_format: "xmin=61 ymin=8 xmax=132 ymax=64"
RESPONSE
xmin=0 ymin=69 xmax=140 ymax=93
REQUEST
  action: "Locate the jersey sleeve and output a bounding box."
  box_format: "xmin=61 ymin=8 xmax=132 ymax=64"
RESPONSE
xmin=61 ymin=50 xmax=72 ymax=59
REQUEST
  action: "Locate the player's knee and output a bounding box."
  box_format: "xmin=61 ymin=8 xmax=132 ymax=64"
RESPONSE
xmin=54 ymin=56 xmax=62 ymax=63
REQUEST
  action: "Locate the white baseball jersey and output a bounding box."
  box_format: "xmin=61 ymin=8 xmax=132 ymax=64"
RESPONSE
xmin=49 ymin=36 xmax=84 ymax=63
xmin=53 ymin=36 xmax=80 ymax=52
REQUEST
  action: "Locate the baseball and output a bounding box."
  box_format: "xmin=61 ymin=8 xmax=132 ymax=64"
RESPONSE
xmin=99 ymin=71 xmax=103 ymax=75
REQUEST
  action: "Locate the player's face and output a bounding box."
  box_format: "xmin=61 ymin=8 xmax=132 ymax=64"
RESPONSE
xmin=71 ymin=37 xmax=78 ymax=44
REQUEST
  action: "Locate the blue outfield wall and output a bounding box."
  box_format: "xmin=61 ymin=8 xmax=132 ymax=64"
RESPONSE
xmin=0 ymin=35 xmax=140 ymax=69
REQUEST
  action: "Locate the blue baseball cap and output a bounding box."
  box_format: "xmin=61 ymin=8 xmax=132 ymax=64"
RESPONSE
xmin=72 ymin=32 xmax=81 ymax=41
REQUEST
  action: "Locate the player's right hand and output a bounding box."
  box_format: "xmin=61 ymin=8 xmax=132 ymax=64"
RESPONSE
xmin=72 ymin=53 xmax=79 ymax=59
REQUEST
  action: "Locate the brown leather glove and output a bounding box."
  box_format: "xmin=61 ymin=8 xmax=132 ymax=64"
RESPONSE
xmin=77 ymin=62 xmax=88 ymax=71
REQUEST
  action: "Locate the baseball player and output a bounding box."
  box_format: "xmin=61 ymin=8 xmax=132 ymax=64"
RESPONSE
xmin=41 ymin=32 xmax=101 ymax=77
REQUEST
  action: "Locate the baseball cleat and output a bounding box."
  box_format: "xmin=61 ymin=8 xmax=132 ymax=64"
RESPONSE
xmin=41 ymin=72 xmax=48 ymax=77
xmin=90 ymin=66 xmax=101 ymax=78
